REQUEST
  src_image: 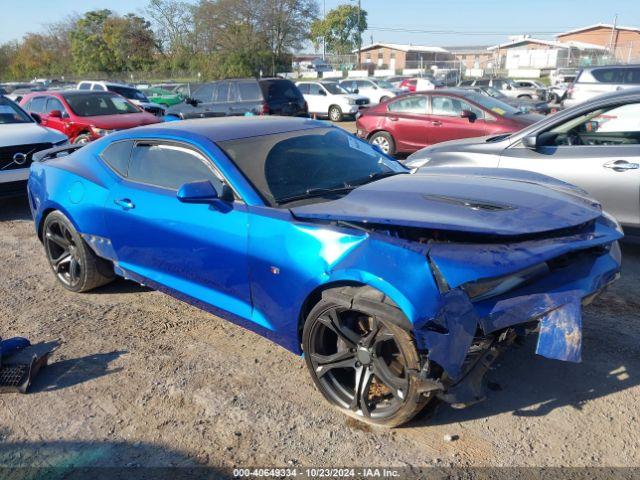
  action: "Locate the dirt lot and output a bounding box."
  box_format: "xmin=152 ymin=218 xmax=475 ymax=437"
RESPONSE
xmin=1 ymin=194 xmax=639 ymax=473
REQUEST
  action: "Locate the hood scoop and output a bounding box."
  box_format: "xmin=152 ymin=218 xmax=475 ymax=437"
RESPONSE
xmin=422 ymin=194 xmax=516 ymax=212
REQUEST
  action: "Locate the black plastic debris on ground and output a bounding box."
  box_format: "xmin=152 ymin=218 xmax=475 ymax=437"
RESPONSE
xmin=0 ymin=337 xmax=50 ymax=394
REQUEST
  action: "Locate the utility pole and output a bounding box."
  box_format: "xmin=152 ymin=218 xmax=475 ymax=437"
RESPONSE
xmin=322 ymin=0 xmax=326 ymax=61
xmin=357 ymin=0 xmax=362 ymax=69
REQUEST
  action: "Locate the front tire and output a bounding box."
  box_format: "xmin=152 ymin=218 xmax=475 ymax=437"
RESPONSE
xmin=328 ymin=105 xmax=343 ymax=122
xmin=302 ymin=287 xmax=430 ymax=427
xmin=379 ymin=96 xmax=390 ymax=103
xmin=73 ymin=133 xmax=92 ymax=144
xmin=43 ymin=211 xmax=115 ymax=292
xmin=369 ymin=131 xmax=395 ymax=156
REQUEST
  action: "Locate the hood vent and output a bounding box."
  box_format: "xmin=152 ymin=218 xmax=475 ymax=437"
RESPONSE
xmin=422 ymin=194 xmax=516 ymax=212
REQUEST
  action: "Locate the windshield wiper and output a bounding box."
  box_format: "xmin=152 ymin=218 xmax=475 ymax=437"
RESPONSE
xmin=277 ymin=185 xmax=356 ymax=204
xmin=350 ymin=170 xmax=405 ymax=187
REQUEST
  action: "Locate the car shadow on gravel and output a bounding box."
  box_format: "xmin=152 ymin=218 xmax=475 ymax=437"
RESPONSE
xmin=30 ymin=351 xmax=126 ymax=393
xmin=0 ymin=440 xmax=228 ymax=477
xmin=91 ymin=278 xmax=154 ymax=295
xmin=0 ymin=196 xmax=31 ymax=221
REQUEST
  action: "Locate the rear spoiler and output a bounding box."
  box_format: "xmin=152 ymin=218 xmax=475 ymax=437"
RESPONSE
xmin=33 ymin=144 xmax=84 ymax=163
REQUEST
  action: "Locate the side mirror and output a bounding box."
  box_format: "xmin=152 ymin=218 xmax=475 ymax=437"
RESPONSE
xmin=353 ymin=88 xmax=359 ymax=94
xmin=522 ymin=134 xmax=538 ymax=149
xmin=319 ymin=90 xmax=327 ymax=96
xmin=460 ymin=110 xmax=477 ymax=122
xmin=31 ymin=113 xmax=42 ymax=124
xmin=49 ymin=110 xmax=62 ymax=118
xmin=177 ymin=179 xmax=233 ymax=204
xmin=185 ymin=97 xmax=200 ymax=107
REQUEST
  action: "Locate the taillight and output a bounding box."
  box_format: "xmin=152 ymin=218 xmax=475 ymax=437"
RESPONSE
xmin=261 ymin=102 xmax=270 ymax=115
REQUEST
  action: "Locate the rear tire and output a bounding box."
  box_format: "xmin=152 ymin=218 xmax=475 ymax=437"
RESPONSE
xmin=328 ymin=105 xmax=343 ymax=122
xmin=369 ymin=131 xmax=395 ymax=156
xmin=379 ymin=96 xmax=390 ymax=103
xmin=302 ymin=286 xmax=430 ymax=428
xmin=43 ymin=211 xmax=115 ymax=293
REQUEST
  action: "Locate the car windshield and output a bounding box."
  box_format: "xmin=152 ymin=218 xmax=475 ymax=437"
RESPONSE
xmin=372 ymin=79 xmax=394 ymax=89
xmin=322 ymin=82 xmax=348 ymax=94
xmin=0 ymin=97 xmax=33 ymax=124
xmin=219 ymin=127 xmax=408 ymax=206
xmin=64 ymin=92 xmax=141 ymax=116
xmin=108 ymin=85 xmax=149 ymax=102
xmin=461 ymin=91 xmax=520 ymax=116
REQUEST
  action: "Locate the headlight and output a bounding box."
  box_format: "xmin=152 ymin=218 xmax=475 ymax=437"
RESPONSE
xmin=463 ymin=263 xmax=549 ymax=302
xmin=91 ymin=127 xmax=115 ymax=137
xmin=601 ymin=210 xmax=624 ymax=235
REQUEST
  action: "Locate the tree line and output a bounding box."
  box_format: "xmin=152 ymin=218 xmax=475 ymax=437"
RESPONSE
xmin=0 ymin=0 xmax=367 ymax=82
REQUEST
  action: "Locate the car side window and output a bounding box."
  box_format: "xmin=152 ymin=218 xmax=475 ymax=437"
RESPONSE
xmin=46 ymin=97 xmax=67 ymax=116
xmin=475 ymin=79 xmax=489 ymax=86
xmin=623 ymin=68 xmax=640 ymax=84
xmin=91 ymin=84 xmax=104 ymax=91
xmin=193 ymin=84 xmax=214 ymax=103
xmin=78 ymin=83 xmax=91 ymax=90
xmin=100 ymin=140 xmax=134 ymax=177
xmin=215 ymin=82 xmax=230 ymax=102
xmin=308 ymin=84 xmax=322 ymax=95
xmin=297 ymin=83 xmax=309 ymax=94
xmin=228 ymin=81 xmax=239 ymax=102
xmin=388 ymin=95 xmax=427 ymax=114
xmin=29 ymin=96 xmax=47 ymax=113
xmin=591 ymin=68 xmax=624 ymax=83
xmin=238 ymin=82 xmax=261 ymax=101
xmin=547 ymin=102 xmax=640 ymax=146
xmin=128 ymin=142 xmax=223 ymax=192
xmin=431 ymin=96 xmax=484 ymax=119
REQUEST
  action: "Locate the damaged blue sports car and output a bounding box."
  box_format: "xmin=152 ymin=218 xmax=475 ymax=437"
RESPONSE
xmin=28 ymin=117 xmax=622 ymax=427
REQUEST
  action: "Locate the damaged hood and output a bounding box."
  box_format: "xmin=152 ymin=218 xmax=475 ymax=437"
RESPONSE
xmin=291 ymin=169 xmax=602 ymax=237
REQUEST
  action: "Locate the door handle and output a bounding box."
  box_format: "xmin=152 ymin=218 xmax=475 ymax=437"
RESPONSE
xmin=603 ymin=160 xmax=639 ymax=171
xmin=114 ymin=198 xmax=135 ymax=210
xmin=431 ymin=121 xmax=443 ymax=126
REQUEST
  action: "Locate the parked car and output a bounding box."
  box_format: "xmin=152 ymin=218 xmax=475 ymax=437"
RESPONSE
xmin=28 ymin=116 xmax=622 ymax=427
xmin=140 ymin=87 xmax=184 ymax=108
xmin=385 ymin=75 xmax=412 ymax=88
xmin=459 ymin=77 xmax=546 ymax=100
xmin=434 ymin=69 xmax=460 ymax=86
xmin=296 ymin=81 xmax=369 ymax=121
xmin=400 ymin=77 xmax=444 ymax=92
xmin=165 ymin=78 xmax=307 ymax=120
xmin=564 ymin=64 xmax=640 ymax=107
xmin=461 ymin=85 xmax=551 ymax=115
xmin=355 ymin=89 xmax=542 ymax=155
xmin=339 ymin=78 xmax=403 ymax=105
xmin=0 ymin=96 xmax=67 ymax=197
xmin=20 ymin=91 xmax=161 ymax=144
xmin=76 ymin=81 xmax=165 ymax=117
xmin=405 ymin=88 xmax=640 ymax=235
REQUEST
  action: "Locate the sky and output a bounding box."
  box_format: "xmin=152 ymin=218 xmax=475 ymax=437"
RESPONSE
xmin=1 ymin=0 xmax=639 ymax=49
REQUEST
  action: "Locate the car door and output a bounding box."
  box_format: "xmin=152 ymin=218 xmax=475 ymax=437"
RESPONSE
xmin=499 ymin=101 xmax=640 ymax=229
xmin=103 ymin=139 xmax=253 ymax=317
xmin=305 ymin=83 xmax=326 ymax=115
xmin=384 ymin=95 xmax=430 ymax=151
xmin=426 ymin=94 xmax=489 ymax=145
xmin=41 ymin=97 xmax=71 ymax=136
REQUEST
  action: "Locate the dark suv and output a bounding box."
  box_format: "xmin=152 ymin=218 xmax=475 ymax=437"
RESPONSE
xmin=165 ymin=78 xmax=307 ymax=119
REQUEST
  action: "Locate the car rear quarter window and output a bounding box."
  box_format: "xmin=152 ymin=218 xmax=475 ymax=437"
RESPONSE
xmin=623 ymin=68 xmax=640 ymax=84
xmin=101 ymin=141 xmax=134 ymax=177
xmin=297 ymin=83 xmax=310 ymax=94
xmin=128 ymin=142 xmax=221 ymax=191
xmin=78 ymin=83 xmax=91 ymax=90
xmin=238 ymin=82 xmax=262 ymax=101
xmin=260 ymin=80 xmax=303 ymax=102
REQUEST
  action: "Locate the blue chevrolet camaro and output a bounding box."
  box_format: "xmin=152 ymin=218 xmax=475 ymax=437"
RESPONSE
xmin=28 ymin=117 xmax=622 ymax=427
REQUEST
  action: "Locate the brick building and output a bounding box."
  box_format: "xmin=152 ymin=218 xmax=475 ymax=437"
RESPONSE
xmin=556 ymin=24 xmax=640 ymax=63
xmin=444 ymin=46 xmax=493 ymax=69
xmin=356 ymin=43 xmax=454 ymax=71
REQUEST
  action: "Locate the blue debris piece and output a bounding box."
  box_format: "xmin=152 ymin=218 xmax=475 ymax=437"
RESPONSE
xmin=0 ymin=337 xmax=31 ymax=359
xmin=536 ymin=299 xmax=582 ymax=363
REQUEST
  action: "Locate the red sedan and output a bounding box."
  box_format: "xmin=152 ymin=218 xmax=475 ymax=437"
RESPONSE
xmin=20 ymin=90 xmax=160 ymax=144
xmin=355 ymin=89 xmax=542 ymax=156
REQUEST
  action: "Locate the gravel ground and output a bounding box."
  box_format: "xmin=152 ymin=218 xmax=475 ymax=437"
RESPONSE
xmin=0 ymin=193 xmax=639 ymax=473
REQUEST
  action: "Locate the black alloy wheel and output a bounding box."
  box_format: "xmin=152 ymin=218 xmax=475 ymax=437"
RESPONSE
xmin=303 ymin=288 xmax=429 ymax=427
xmin=44 ymin=218 xmax=83 ymax=288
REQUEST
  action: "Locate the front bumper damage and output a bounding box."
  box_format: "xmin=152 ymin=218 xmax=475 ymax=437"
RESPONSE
xmin=412 ymin=233 xmax=622 ymax=408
